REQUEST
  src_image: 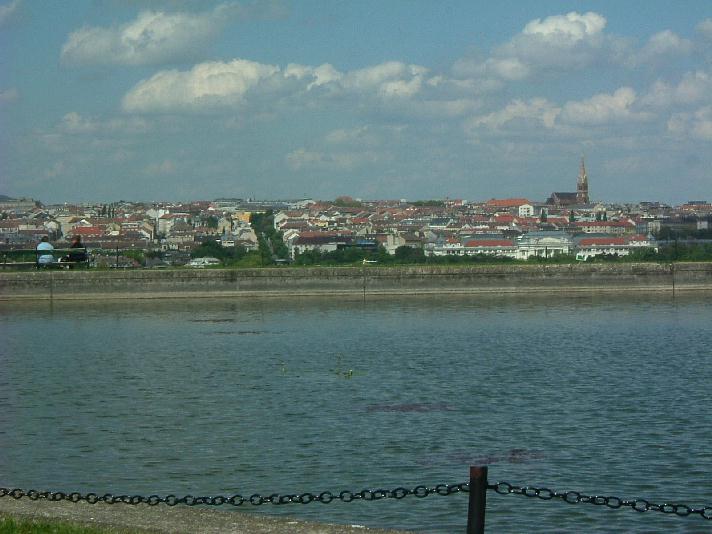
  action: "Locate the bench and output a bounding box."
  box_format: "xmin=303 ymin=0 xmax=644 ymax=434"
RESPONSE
xmin=0 ymin=248 xmax=90 ymax=270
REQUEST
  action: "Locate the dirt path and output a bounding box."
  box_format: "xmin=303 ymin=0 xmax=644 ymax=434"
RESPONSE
xmin=0 ymin=498 xmax=412 ymax=534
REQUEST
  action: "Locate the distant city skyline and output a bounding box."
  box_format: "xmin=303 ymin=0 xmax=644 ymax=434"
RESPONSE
xmin=2 ymin=1 xmax=711 ymax=205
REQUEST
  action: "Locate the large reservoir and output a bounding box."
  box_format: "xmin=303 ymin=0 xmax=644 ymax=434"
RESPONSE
xmin=2 ymin=294 xmax=711 ymax=532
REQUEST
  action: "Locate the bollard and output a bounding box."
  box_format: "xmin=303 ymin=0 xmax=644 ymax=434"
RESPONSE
xmin=467 ymin=466 xmax=488 ymax=534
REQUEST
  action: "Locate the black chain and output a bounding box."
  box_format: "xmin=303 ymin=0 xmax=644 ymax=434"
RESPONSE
xmin=0 ymin=483 xmax=467 ymax=507
xmin=3 ymin=482 xmax=711 ymax=521
xmin=488 ymin=482 xmax=712 ymax=520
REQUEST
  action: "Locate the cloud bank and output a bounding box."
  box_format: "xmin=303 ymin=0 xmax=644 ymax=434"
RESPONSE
xmin=0 ymin=0 xmax=20 ymax=27
xmin=121 ymin=57 xmax=478 ymax=117
xmin=61 ymin=3 xmax=240 ymax=66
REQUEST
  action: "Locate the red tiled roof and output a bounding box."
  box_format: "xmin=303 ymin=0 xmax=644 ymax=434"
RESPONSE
xmin=72 ymin=226 xmax=105 ymax=236
xmin=486 ymin=198 xmax=530 ymax=208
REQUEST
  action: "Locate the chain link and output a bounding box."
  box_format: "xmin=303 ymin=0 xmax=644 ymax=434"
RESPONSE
xmin=2 ymin=482 xmax=711 ymax=521
xmin=0 ymin=483 xmax=467 ymax=507
xmin=487 ymin=481 xmax=712 ymax=520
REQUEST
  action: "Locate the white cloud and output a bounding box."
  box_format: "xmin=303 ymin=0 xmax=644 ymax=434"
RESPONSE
xmin=286 ymin=148 xmax=386 ymax=171
xmin=499 ymin=12 xmax=614 ymax=70
xmin=697 ymin=18 xmax=712 ymax=39
xmin=456 ymin=11 xmax=627 ymax=83
xmin=466 ymin=98 xmax=560 ymax=133
xmin=61 ymin=112 xmax=97 ymax=134
xmin=285 ymin=148 xmax=322 ymax=169
xmin=324 ymin=125 xmax=408 ymax=147
xmin=638 ymin=30 xmax=693 ymax=63
xmin=285 ymin=63 xmax=342 ymax=89
xmin=122 ymin=59 xmax=280 ymax=112
xmin=450 ymin=12 xmax=700 ymax=86
xmin=0 ymin=87 xmax=19 ymax=105
xmin=406 ymin=99 xmax=481 ymax=118
xmin=483 ymin=58 xmax=530 ymax=81
xmin=325 ymin=126 xmax=376 ymax=145
xmin=465 ymin=87 xmax=653 ymax=144
xmin=144 ymin=159 xmax=177 ymax=175
xmin=44 ymin=160 xmax=66 ymax=179
xmin=61 ymin=4 xmax=234 ymax=66
xmin=0 ymin=0 xmax=20 ymax=27
xmin=122 ymin=57 xmax=477 ymax=117
xmin=341 ymin=62 xmax=427 ymax=97
xmin=641 ymin=70 xmax=712 ymax=108
xmin=560 ymin=87 xmax=650 ymax=125
xmin=668 ymin=106 xmax=712 ymax=140
xmin=522 ymin=11 xmax=607 ymax=43
xmin=59 ymin=112 xmax=151 ymax=134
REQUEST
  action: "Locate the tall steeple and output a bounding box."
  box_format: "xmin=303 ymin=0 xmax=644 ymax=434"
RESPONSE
xmin=577 ymin=156 xmax=589 ymax=204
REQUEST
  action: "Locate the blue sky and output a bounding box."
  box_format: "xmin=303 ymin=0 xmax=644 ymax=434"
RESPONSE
xmin=1 ymin=1 xmax=711 ymax=204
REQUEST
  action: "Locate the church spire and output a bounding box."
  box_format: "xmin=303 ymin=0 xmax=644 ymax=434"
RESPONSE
xmin=577 ymin=156 xmax=589 ymax=204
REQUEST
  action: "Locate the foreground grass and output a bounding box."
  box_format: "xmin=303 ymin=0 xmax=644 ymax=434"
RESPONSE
xmin=0 ymin=515 xmax=140 ymax=534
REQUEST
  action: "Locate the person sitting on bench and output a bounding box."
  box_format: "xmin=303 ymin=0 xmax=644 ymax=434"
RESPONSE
xmin=65 ymin=235 xmax=87 ymax=266
xmin=36 ymin=236 xmax=55 ymax=267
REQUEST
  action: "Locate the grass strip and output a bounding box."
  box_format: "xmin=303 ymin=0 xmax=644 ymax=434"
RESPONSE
xmin=0 ymin=514 xmax=147 ymax=534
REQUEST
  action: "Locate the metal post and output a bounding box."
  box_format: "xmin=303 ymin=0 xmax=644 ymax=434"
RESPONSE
xmin=467 ymin=465 xmax=488 ymax=534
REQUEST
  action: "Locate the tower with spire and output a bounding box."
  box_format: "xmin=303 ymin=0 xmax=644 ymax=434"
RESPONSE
xmin=577 ymin=156 xmax=589 ymax=204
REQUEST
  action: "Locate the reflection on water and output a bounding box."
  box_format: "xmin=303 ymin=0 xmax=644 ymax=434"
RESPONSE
xmin=1 ymin=294 xmax=711 ymax=533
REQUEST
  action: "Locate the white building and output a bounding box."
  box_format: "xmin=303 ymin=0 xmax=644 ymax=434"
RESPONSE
xmin=574 ymin=235 xmax=656 ymax=261
xmin=518 ymin=204 xmax=534 ymax=217
xmin=516 ymin=231 xmax=573 ymax=260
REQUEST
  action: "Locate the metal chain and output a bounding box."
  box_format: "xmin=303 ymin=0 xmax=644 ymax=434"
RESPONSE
xmin=488 ymin=482 xmax=712 ymax=520
xmin=0 ymin=483 xmax=467 ymax=507
xmin=3 ymin=482 xmax=711 ymax=521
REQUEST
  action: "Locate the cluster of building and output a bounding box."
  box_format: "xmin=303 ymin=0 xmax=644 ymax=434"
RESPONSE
xmin=277 ymin=199 xmax=657 ymax=261
xmin=1 ymin=159 xmax=710 ymax=265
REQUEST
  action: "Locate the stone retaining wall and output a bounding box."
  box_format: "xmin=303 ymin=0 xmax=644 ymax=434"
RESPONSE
xmin=1 ymin=263 xmax=711 ymax=301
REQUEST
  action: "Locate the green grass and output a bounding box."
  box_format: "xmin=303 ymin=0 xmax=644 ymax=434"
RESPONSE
xmin=0 ymin=515 xmax=136 ymax=534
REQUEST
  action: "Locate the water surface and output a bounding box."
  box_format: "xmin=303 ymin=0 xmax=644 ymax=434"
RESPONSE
xmin=1 ymin=294 xmax=711 ymax=532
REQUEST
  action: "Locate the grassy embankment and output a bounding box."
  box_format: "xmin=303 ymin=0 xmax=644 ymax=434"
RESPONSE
xmin=0 ymin=515 xmax=140 ymax=534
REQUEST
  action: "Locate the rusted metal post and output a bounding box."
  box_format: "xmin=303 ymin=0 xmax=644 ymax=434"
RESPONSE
xmin=467 ymin=466 xmax=488 ymax=534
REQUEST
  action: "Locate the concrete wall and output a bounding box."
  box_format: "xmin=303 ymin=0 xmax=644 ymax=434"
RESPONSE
xmin=1 ymin=263 xmax=711 ymax=300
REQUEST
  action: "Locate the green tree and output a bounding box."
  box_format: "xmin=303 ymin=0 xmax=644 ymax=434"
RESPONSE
xmin=191 ymin=239 xmax=229 ymax=260
xmin=294 ymin=249 xmax=324 ymax=265
xmin=191 ymin=239 xmax=248 ymax=265
xmin=333 ymin=196 xmax=363 ymax=208
xmin=124 ymin=249 xmax=145 ymax=266
xmin=394 ymin=245 xmax=425 ymax=263
xmin=250 ymin=210 xmax=289 ymax=262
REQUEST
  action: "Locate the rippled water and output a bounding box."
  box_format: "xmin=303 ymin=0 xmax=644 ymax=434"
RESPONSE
xmin=1 ymin=294 xmax=711 ymax=533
